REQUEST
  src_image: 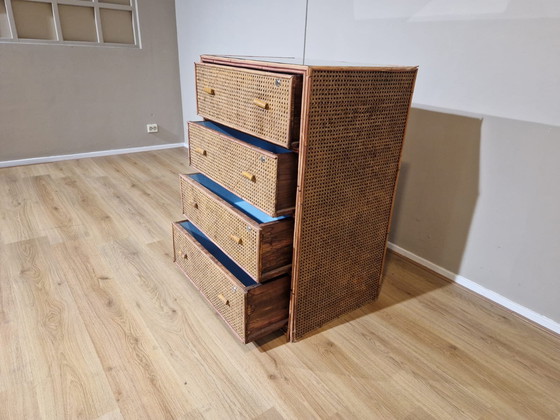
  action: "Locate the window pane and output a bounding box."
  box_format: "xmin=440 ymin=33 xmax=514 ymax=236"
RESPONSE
xmin=100 ymin=0 xmax=131 ymax=5
xmin=59 ymin=5 xmax=96 ymax=42
xmin=12 ymin=0 xmax=56 ymax=40
xmin=0 ymin=0 xmax=11 ymax=38
xmin=100 ymin=9 xmax=133 ymax=44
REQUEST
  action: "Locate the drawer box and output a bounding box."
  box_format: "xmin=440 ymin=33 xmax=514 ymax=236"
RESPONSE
xmin=181 ymin=173 xmax=294 ymax=282
xmin=188 ymin=121 xmax=298 ymax=217
xmin=195 ymin=62 xmax=302 ymax=148
xmin=173 ymin=221 xmax=290 ymax=343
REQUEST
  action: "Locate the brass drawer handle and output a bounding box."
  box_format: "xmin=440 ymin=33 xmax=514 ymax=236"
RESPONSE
xmin=194 ymin=147 xmax=207 ymax=156
xmin=241 ymin=171 xmax=256 ymax=182
xmin=203 ymin=87 xmax=215 ymax=95
xmin=218 ymin=294 xmax=229 ymax=306
xmin=229 ymin=235 xmax=243 ymax=245
xmin=253 ymin=99 xmax=269 ymax=110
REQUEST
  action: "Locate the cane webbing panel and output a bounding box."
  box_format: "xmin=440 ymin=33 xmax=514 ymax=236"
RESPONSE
xmin=195 ymin=63 xmax=299 ymax=147
xmin=290 ymin=69 xmax=417 ymax=340
xmin=180 ymin=176 xmax=260 ymax=280
xmin=173 ymin=223 xmax=246 ymax=339
xmin=189 ymin=122 xmax=282 ymax=216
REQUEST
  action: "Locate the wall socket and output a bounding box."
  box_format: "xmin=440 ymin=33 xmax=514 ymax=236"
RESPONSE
xmin=147 ymin=124 xmax=159 ymax=133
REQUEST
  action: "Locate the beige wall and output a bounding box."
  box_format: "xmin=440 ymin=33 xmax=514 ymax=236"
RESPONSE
xmin=174 ymin=0 xmax=560 ymax=325
xmin=0 ymin=0 xmax=183 ymax=162
xmin=392 ymin=109 xmax=560 ymax=322
xmin=390 ymin=107 xmax=482 ymax=276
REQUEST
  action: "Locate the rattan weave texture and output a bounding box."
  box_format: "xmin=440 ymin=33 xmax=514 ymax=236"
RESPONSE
xmin=189 ymin=122 xmax=283 ymax=216
xmin=173 ymin=223 xmax=246 ymax=339
xmin=180 ymin=175 xmax=260 ymax=280
xmin=291 ymin=69 xmax=417 ymax=340
xmin=195 ymin=63 xmax=300 ymax=147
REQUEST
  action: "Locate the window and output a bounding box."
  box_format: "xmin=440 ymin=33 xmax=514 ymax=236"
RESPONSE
xmin=0 ymin=0 xmax=139 ymax=47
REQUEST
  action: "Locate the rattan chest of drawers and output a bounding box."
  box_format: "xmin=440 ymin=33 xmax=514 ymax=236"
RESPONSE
xmin=173 ymin=55 xmax=418 ymax=343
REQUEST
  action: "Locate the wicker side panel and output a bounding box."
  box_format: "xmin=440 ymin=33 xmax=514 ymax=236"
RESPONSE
xmin=172 ymin=223 xmax=246 ymax=340
xmin=188 ymin=123 xmax=281 ymax=216
xmin=195 ymin=63 xmax=299 ymax=147
xmin=180 ymin=176 xmax=260 ymax=280
xmin=290 ymin=69 xmax=417 ymax=340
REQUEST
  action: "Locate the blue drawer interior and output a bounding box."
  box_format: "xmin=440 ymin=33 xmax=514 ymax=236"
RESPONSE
xmin=193 ymin=120 xmax=293 ymax=154
xmin=180 ymin=221 xmax=257 ymax=287
xmin=188 ymin=173 xmax=289 ymax=224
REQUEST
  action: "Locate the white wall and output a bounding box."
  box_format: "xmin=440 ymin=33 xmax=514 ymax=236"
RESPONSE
xmin=175 ymin=0 xmax=560 ymax=326
xmin=306 ymin=0 xmax=560 ymax=127
xmin=0 ymin=0 xmax=183 ymax=162
xmin=174 ymin=0 xmax=307 ymax=129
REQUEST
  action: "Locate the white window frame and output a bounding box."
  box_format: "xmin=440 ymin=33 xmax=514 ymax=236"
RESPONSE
xmin=1 ymin=0 xmax=140 ymax=48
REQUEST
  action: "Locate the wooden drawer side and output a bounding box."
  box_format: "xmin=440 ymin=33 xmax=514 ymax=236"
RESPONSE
xmin=259 ymin=219 xmax=295 ymax=277
xmin=246 ymin=275 xmax=291 ymax=343
xmin=275 ymin=152 xmax=299 ymax=213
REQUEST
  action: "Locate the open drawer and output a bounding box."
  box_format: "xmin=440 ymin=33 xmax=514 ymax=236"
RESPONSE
xmin=188 ymin=121 xmax=298 ymax=217
xmin=180 ymin=173 xmax=293 ymax=282
xmin=172 ymin=220 xmax=290 ymax=343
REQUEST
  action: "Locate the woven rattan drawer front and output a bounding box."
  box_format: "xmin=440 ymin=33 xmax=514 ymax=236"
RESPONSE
xmin=188 ymin=122 xmax=298 ymax=217
xmin=172 ymin=221 xmax=291 ymax=343
xmin=180 ymin=174 xmax=293 ymax=282
xmin=173 ymin=222 xmax=246 ymax=338
xmin=195 ymin=63 xmax=302 ymax=148
xmin=181 ymin=175 xmax=259 ymax=278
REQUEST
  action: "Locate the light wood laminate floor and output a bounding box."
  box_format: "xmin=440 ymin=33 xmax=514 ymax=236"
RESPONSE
xmin=1 ymin=148 xmax=559 ymax=419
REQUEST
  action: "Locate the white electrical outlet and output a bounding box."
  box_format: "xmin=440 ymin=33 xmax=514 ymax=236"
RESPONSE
xmin=147 ymin=124 xmax=159 ymax=133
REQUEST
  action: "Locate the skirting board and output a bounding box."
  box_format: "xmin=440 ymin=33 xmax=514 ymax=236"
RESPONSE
xmin=387 ymin=242 xmax=560 ymax=336
xmin=0 ymin=142 xmax=187 ymax=168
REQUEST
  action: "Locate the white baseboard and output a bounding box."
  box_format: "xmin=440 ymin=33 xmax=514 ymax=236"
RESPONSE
xmin=387 ymin=242 xmax=560 ymax=335
xmin=0 ymin=142 xmax=187 ymax=168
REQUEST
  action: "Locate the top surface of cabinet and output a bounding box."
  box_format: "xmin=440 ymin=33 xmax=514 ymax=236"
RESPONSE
xmin=201 ymin=54 xmax=418 ymax=72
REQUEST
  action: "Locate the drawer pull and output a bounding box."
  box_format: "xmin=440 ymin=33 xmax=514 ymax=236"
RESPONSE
xmin=229 ymin=235 xmax=243 ymax=245
xmin=182 ymin=253 xmax=188 ymax=260
xmin=194 ymin=147 xmax=207 ymax=156
xmin=241 ymin=171 xmax=256 ymax=182
xmin=253 ymin=99 xmax=269 ymax=110
xmin=218 ymin=294 xmax=229 ymax=306
xmin=191 ymin=202 xmax=198 ymax=209
xmin=203 ymin=87 xmax=215 ymax=95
